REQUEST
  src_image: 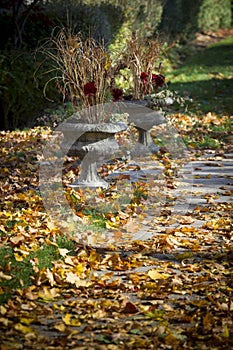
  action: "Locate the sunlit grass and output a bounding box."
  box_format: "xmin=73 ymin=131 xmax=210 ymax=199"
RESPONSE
xmin=0 ymin=236 xmax=76 ymax=302
xmin=167 ymin=36 xmax=233 ymax=115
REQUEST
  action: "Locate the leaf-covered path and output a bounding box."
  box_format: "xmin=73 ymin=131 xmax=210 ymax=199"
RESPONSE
xmin=0 ymin=117 xmax=232 ymax=349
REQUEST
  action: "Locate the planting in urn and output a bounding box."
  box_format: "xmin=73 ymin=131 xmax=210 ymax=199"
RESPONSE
xmin=37 ymin=27 xmax=124 ymax=123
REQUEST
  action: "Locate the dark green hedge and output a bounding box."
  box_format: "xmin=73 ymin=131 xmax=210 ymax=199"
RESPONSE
xmin=159 ymin=0 xmax=232 ymax=41
xmin=0 ymin=50 xmax=60 ymax=130
xmin=198 ymin=0 xmax=232 ymax=32
xmin=0 ymin=0 xmax=125 ymax=130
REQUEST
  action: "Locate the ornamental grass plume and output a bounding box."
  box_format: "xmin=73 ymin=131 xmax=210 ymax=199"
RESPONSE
xmin=122 ymin=33 xmax=164 ymax=99
xmin=37 ymin=27 xmax=114 ymax=122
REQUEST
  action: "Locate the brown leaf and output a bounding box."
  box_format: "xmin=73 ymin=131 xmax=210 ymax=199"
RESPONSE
xmin=121 ymin=300 xmax=138 ymax=314
xmin=203 ymin=312 xmax=214 ymax=330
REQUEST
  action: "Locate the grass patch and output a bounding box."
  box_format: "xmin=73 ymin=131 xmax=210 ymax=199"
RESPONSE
xmin=170 ymin=113 xmax=232 ymax=150
xmin=0 ymin=236 xmax=76 ymax=303
xmin=167 ymin=36 xmax=233 ymax=115
xmin=183 ymin=134 xmax=221 ymax=149
xmin=0 ymin=246 xmax=34 ymax=303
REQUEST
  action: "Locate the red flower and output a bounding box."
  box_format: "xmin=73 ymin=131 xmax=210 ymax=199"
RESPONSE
xmin=140 ymin=72 xmax=149 ymax=94
xmin=84 ymin=81 xmax=97 ymax=96
xmin=140 ymin=72 xmax=149 ymax=82
xmin=111 ymin=87 xmax=123 ymax=102
xmin=152 ymin=74 xmax=165 ymax=88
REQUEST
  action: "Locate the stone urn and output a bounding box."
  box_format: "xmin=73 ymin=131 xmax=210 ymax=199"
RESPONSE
xmin=129 ymin=110 xmax=165 ymax=146
xmin=57 ymin=102 xmax=165 ymax=188
xmin=58 ymin=122 xmax=127 ymax=188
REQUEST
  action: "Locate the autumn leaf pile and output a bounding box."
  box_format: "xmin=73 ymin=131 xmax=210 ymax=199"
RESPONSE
xmin=0 ymin=114 xmax=232 ymax=350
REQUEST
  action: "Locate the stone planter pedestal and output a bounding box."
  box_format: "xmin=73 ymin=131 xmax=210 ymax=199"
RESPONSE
xmin=130 ymin=110 xmax=165 ymax=147
xmin=59 ymin=122 xmax=127 ymax=188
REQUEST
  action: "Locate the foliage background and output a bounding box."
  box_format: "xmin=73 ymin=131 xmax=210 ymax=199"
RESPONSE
xmin=0 ymin=0 xmax=232 ymax=130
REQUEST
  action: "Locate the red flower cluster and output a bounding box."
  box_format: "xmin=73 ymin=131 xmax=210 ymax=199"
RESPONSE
xmin=140 ymin=72 xmax=149 ymax=94
xmin=111 ymin=87 xmax=124 ymax=102
xmin=152 ymin=73 xmax=165 ymax=88
xmin=140 ymin=71 xmax=165 ymax=95
xmin=140 ymin=72 xmax=149 ymax=83
xmin=84 ymin=81 xmax=97 ymax=96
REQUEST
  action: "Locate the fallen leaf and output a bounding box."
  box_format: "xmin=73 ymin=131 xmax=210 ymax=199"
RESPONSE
xmin=0 ymin=272 xmax=12 ymax=281
xmin=45 ymin=268 xmax=55 ymax=286
xmin=14 ymin=323 xmax=35 ymax=334
xmin=148 ymin=269 xmax=170 ymax=280
xmin=38 ymin=287 xmax=60 ymax=300
xmin=121 ymin=300 xmax=138 ymax=314
xmin=62 ymin=313 xmax=81 ymax=326
xmin=54 ymin=322 xmax=66 ymax=332
xmin=58 ymin=248 xmax=70 ymax=257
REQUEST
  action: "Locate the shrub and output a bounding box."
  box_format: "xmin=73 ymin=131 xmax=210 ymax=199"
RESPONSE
xmin=0 ymin=50 xmax=59 ymax=130
xmin=123 ymin=0 xmax=164 ymax=38
xmin=198 ymin=0 xmax=232 ymax=32
xmin=159 ymin=0 xmax=232 ymax=41
xmin=44 ymin=0 xmax=124 ymax=44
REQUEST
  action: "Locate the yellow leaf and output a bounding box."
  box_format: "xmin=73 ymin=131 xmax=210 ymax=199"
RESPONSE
xmin=62 ymin=313 xmax=81 ymax=326
xmin=45 ymin=238 xmax=58 ymax=246
xmin=70 ymin=318 xmax=81 ymax=327
xmin=54 ymin=322 xmax=66 ymax=332
xmin=14 ymin=323 xmax=34 ymax=334
xmin=16 ymin=193 xmax=27 ymax=201
xmin=65 ymin=272 xmax=91 ymax=287
xmin=106 ymin=220 xmax=119 ymax=229
xmin=89 ymin=250 xmax=101 ymax=264
xmin=3 ymin=167 xmax=10 ymax=174
xmin=0 ymin=305 xmax=7 ymax=315
xmin=180 ymin=226 xmax=196 ymax=233
xmin=57 ymin=267 xmax=66 ymax=279
xmin=53 ymin=304 xmax=65 ymax=311
xmin=20 ymin=317 xmax=34 ymax=325
xmin=223 ymin=324 xmax=229 ymax=338
xmin=0 ymin=317 xmax=9 ymax=326
xmin=38 ymin=287 xmax=60 ymax=301
xmin=74 ymin=263 xmax=84 ymax=275
xmin=14 ymin=252 xmax=24 ymax=262
xmin=148 ymin=269 xmax=170 ymax=281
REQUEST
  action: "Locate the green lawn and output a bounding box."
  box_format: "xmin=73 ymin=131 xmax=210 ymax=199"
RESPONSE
xmin=167 ymin=36 xmax=233 ymax=115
